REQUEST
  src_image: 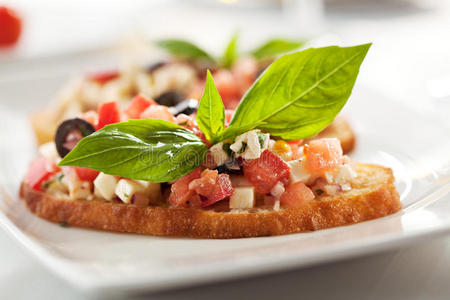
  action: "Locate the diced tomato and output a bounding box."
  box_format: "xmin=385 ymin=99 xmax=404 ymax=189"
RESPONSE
xmin=213 ymin=70 xmax=240 ymax=107
xmin=25 ymin=157 xmax=61 ymax=191
xmin=88 ymin=70 xmax=119 ymax=85
xmin=80 ymin=110 xmax=98 ymax=128
xmin=289 ymin=143 xmax=301 ymax=160
xmin=169 ymin=168 xmax=202 ymax=207
xmin=280 ymin=182 xmax=314 ymax=208
xmin=304 ymin=138 xmax=343 ymax=173
xmin=96 ymin=101 xmax=121 ymax=130
xmin=243 ymin=150 xmax=290 ymax=194
xmin=231 ymin=57 xmax=258 ymax=95
xmin=0 ymin=6 xmax=22 ymax=47
xmin=140 ymin=105 xmax=175 ymax=123
xmin=124 ymin=94 xmax=157 ymax=119
xmin=73 ymin=167 xmax=99 ymax=182
xmin=189 ymin=170 xmax=234 ymax=207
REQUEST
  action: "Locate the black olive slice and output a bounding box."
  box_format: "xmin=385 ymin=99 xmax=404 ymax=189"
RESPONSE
xmin=55 ymin=118 xmax=95 ymax=158
xmin=169 ymin=99 xmax=198 ymax=116
xmin=146 ymin=61 xmax=167 ymax=73
xmin=154 ymin=91 xmax=185 ymax=107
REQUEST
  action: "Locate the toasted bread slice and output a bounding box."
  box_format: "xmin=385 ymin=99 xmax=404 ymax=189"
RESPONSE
xmin=20 ymin=163 xmax=401 ymax=239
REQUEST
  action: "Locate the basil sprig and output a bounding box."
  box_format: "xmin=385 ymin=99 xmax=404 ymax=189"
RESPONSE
xmin=196 ymin=70 xmax=225 ymax=144
xmin=156 ymin=39 xmax=215 ymax=63
xmin=59 ymin=120 xmax=208 ymax=182
xmin=60 ymin=44 xmax=371 ymax=182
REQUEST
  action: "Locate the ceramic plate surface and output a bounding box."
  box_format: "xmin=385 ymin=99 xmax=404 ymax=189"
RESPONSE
xmin=1 ymin=64 xmax=450 ymax=298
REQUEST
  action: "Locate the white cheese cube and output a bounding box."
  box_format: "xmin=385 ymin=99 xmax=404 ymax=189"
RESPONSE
xmin=209 ymin=142 xmax=230 ymax=166
xmin=115 ymin=179 xmax=147 ymax=204
xmin=38 ymin=142 xmax=59 ymax=162
xmin=230 ymin=187 xmax=255 ymax=209
xmin=62 ymin=174 xmax=92 ymax=200
xmin=94 ymin=173 xmax=118 ymax=201
xmin=242 ymin=130 xmax=261 ymax=159
xmin=287 ymin=159 xmax=311 ymax=184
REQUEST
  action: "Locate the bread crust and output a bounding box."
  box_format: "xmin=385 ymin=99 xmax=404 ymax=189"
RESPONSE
xmin=20 ymin=163 xmax=401 ymax=239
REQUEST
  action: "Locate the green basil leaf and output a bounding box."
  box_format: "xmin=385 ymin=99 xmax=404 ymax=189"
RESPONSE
xmin=226 ymin=44 xmax=371 ymax=140
xmin=221 ymin=33 xmax=239 ymax=68
xmin=196 ymin=70 xmax=225 ymax=144
xmin=250 ymin=38 xmax=305 ymax=60
xmin=59 ymin=119 xmax=208 ymax=182
xmin=156 ymin=39 xmax=214 ymax=63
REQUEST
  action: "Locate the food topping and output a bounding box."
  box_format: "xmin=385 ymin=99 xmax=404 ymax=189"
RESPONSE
xmin=55 ymin=118 xmax=95 ymax=158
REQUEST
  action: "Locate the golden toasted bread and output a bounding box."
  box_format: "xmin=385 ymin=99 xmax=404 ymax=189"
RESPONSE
xmin=20 ymin=163 xmax=401 ymax=239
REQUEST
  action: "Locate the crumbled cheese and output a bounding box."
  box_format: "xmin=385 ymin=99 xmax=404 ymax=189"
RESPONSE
xmin=230 ymin=130 xmax=269 ymax=160
xmin=209 ymin=142 xmax=230 ymax=166
xmin=273 ymin=199 xmax=280 ymax=211
xmin=62 ymin=174 xmax=92 ymax=200
xmin=38 ymin=142 xmax=60 ymax=162
xmin=229 ymin=187 xmax=255 ymax=209
xmin=94 ymin=173 xmax=118 ymax=201
xmin=335 ymin=164 xmax=357 ymax=184
xmin=287 ymin=159 xmax=311 ymax=184
xmin=115 ymin=179 xmax=146 ymax=204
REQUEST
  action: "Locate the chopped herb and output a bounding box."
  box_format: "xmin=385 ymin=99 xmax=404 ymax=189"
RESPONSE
xmin=222 ymin=143 xmax=234 ymax=157
xmin=124 ymin=193 xmax=129 ymax=199
xmin=257 ymin=132 xmax=266 ymax=148
xmin=41 ymin=180 xmax=53 ymax=189
xmin=57 ymin=174 xmax=64 ymax=181
xmin=238 ymin=142 xmax=247 ymax=154
xmin=315 ymin=189 xmax=324 ymax=196
xmin=59 ymin=221 xmax=69 ymax=227
xmin=178 ymin=121 xmax=189 ymax=126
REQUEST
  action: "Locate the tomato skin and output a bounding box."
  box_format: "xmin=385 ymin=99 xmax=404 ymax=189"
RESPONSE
xmin=243 ymin=150 xmax=291 ymax=194
xmin=25 ymin=157 xmax=61 ymax=191
xmin=0 ymin=6 xmax=22 ymax=46
xmin=280 ymin=182 xmax=314 ymax=208
xmin=304 ymin=138 xmax=343 ymax=173
xmin=169 ymin=168 xmax=202 ymax=207
xmin=124 ymin=94 xmax=156 ymax=119
xmin=96 ymin=101 xmax=121 ymax=130
xmin=140 ymin=105 xmax=175 ymax=123
xmin=88 ymin=70 xmax=119 ymax=85
xmin=73 ymin=167 xmax=99 ymax=182
xmin=189 ymin=170 xmax=234 ymax=207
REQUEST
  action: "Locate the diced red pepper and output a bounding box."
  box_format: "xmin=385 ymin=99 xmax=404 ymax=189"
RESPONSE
xmin=243 ymin=150 xmax=290 ymax=194
xmin=124 ymin=94 xmax=157 ymax=119
xmin=189 ymin=170 xmax=234 ymax=207
xmin=304 ymin=138 xmax=343 ymax=173
xmin=88 ymin=70 xmax=119 ymax=85
xmin=25 ymin=157 xmax=61 ymax=191
xmin=168 ymin=168 xmax=202 ymax=207
xmin=96 ymin=101 xmax=121 ymax=130
xmin=73 ymin=167 xmax=99 ymax=182
xmin=280 ymin=182 xmax=314 ymax=208
xmin=0 ymin=6 xmax=22 ymax=47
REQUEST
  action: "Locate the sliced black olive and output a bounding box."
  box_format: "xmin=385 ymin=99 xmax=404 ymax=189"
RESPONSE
xmin=169 ymin=99 xmax=198 ymax=116
xmin=214 ymin=164 xmax=227 ymax=174
xmin=146 ymin=61 xmax=167 ymax=73
xmin=55 ymin=118 xmax=95 ymax=158
xmin=154 ymin=91 xmax=185 ymax=107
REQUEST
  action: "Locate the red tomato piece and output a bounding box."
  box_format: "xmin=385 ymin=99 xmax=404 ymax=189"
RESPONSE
xmin=88 ymin=70 xmax=119 ymax=85
xmin=189 ymin=170 xmax=234 ymax=207
xmin=73 ymin=167 xmax=99 ymax=182
xmin=124 ymin=94 xmax=157 ymax=119
xmin=168 ymin=168 xmax=202 ymax=207
xmin=225 ymin=109 xmax=234 ymax=127
xmin=280 ymin=182 xmax=314 ymax=208
xmin=0 ymin=6 xmax=22 ymax=46
xmin=213 ymin=70 xmax=240 ymax=106
xmin=304 ymin=138 xmax=343 ymax=173
xmin=140 ymin=105 xmax=175 ymax=123
xmin=231 ymin=57 xmax=258 ymax=95
xmin=243 ymin=150 xmax=290 ymax=194
xmin=96 ymin=101 xmax=121 ymax=130
xmin=25 ymin=157 xmax=61 ymax=191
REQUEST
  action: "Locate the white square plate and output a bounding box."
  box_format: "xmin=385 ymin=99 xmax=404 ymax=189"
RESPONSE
xmin=0 ymin=65 xmax=450 ymax=298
